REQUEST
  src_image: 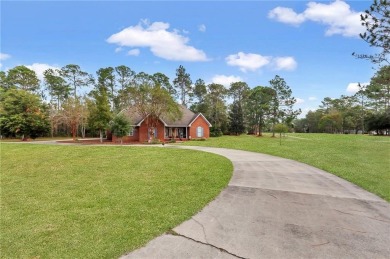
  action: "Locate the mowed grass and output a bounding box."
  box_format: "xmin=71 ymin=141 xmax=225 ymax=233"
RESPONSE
xmin=185 ymin=134 xmax=390 ymax=201
xmin=0 ymin=144 xmax=232 ymax=258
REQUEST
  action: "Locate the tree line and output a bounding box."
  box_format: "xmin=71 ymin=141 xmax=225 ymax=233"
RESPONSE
xmin=294 ymin=65 xmax=390 ymax=135
xmin=0 ymin=63 xmax=302 ymax=140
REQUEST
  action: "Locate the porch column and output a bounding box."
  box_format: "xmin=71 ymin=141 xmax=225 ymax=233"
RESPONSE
xmin=186 ymin=127 xmax=188 ymax=139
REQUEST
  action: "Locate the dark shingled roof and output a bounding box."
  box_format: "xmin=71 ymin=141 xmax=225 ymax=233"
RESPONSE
xmin=120 ymin=105 xmax=211 ymax=127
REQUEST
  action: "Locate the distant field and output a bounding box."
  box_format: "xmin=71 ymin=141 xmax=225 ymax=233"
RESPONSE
xmin=184 ymin=133 xmax=390 ymax=202
xmin=0 ymin=144 xmax=232 ymax=258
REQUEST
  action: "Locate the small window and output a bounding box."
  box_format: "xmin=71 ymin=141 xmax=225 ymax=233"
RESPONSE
xmin=128 ymin=127 xmax=134 ymax=136
xmin=197 ymin=126 xmax=204 ymax=138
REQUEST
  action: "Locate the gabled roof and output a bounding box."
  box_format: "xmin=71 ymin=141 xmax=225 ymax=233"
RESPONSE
xmin=119 ymin=104 xmax=210 ymax=127
xmin=189 ymin=113 xmax=212 ymax=127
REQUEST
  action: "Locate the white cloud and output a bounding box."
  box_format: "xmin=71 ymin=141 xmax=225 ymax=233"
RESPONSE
xmin=296 ymin=98 xmax=305 ymax=104
xmin=26 ymin=63 xmax=60 ymax=81
xmin=211 ymin=75 xmax=243 ymax=87
xmin=0 ymin=53 xmax=11 ymax=61
xmin=0 ymin=63 xmax=2 ymax=69
xmin=273 ymin=56 xmax=297 ymax=71
xmin=115 ymin=47 xmax=123 ymax=53
xmin=226 ymin=52 xmax=271 ymax=72
xmin=226 ymin=52 xmax=297 ymax=72
xmin=268 ymin=7 xmax=305 ymax=26
xmin=127 ymin=49 xmax=140 ymax=56
xmin=107 ymin=20 xmax=208 ymax=61
xmin=346 ymin=82 xmax=368 ymax=94
xmin=198 ymin=24 xmax=206 ymax=32
xmin=308 ymin=96 xmax=317 ymax=101
xmin=268 ymin=0 xmax=364 ymax=37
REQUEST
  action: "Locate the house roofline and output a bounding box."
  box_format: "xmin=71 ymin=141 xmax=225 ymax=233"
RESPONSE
xmin=188 ymin=113 xmax=212 ymax=127
xmin=136 ymin=116 xmax=168 ymax=127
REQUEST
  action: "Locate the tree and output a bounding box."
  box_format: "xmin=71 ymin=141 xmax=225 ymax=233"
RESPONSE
xmin=228 ymin=100 xmax=245 ymax=135
xmin=43 ymin=68 xmax=71 ymax=109
xmin=319 ymin=111 xmax=343 ymax=133
xmin=274 ymin=123 xmax=289 ymax=145
xmin=96 ymin=67 xmax=116 ymax=111
xmin=269 ymin=75 xmax=301 ymax=137
xmin=88 ymin=71 xmax=113 ymax=143
xmin=229 ymin=81 xmax=249 ymax=133
xmin=110 ymin=113 xmax=131 ymax=144
xmin=173 ymin=65 xmax=192 ymax=106
xmin=6 ymin=66 xmax=40 ymax=92
xmin=0 ymin=88 xmax=49 ymax=139
xmin=152 ymin=72 xmax=176 ymax=97
xmin=190 ymin=78 xmax=208 ymax=114
xmin=126 ymin=72 xmax=182 ymax=139
xmin=367 ymin=65 xmax=390 ymax=111
xmin=0 ymin=71 xmax=9 ymax=90
xmin=60 ymin=64 xmax=93 ymax=98
xmin=245 ymin=86 xmax=274 ymax=136
xmin=204 ymin=83 xmax=228 ymax=136
xmin=229 ymin=81 xmax=249 ymax=104
xmin=354 ymin=0 xmax=389 ymax=64
xmin=61 ymin=97 xmax=84 ymax=141
xmin=115 ymin=65 xmax=135 ymax=91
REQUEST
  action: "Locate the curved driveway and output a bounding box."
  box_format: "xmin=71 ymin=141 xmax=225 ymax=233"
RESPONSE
xmin=123 ymin=146 xmax=390 ymax=259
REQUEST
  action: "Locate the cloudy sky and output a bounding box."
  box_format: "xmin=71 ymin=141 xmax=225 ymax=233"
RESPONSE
xmin=1 ymin=0 xmax=376 ymax=115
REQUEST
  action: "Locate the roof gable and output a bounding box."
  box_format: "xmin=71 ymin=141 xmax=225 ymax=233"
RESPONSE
xmin=118 ymin=104 xmax=210 ymax=127
xmin=188 ymin=113 xmax=212 ymax=127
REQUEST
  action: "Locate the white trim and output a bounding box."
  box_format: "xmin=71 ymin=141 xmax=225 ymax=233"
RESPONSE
xmin=188 ymin=113 xmax=212 ymax=127
xmin=137 ymin=115 xmax=167 ymax=127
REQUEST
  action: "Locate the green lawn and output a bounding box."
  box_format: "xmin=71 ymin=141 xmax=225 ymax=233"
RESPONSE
xmin=184 ymin=134 xmax=390 ymax=202
xmin=0 ymin=144 xmax=232 ymax=258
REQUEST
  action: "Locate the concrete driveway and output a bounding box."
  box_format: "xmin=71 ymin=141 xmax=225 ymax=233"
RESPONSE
xmin=122 ymin=146 xmax=390 ymax=259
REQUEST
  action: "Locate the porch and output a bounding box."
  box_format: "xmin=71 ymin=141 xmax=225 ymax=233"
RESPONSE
xmin=165 ymin=127 xmax=189 ymax=140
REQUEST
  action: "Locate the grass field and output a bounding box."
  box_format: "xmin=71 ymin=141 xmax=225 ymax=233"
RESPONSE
xmin=184 ymin=133 xmax=390 ymax=202
xmin=0 ymin=144 xmax=232 ymax=258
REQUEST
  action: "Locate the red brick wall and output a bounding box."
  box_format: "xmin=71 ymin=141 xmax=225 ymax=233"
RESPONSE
xmin=139 ymin=119 xmax=165 ymax=142
xmin=189 ymin=115 xmax=210 ymax=139
xmin=112 ymin=127 xmax=139 ymax=143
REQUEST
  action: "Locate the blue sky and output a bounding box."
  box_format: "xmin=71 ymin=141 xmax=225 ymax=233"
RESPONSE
xmin=1 ymin=0 xmax=376 ymax=116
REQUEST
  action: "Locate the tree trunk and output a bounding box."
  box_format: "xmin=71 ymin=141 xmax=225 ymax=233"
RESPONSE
xmin=72 ymin=123 xmax=77 ymax=141
xmin=99 ymin=130 xmax=103 ymax=143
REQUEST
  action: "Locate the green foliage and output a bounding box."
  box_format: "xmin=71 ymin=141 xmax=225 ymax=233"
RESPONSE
xmin=355 ymin=0 xmax=389 ymax=64
xmin=269 ymin=76 xmax=301 ymax=135
xmin=210 ymin=127 xmax=223 ymax=137
xmin=245 ymin=86 xmax=274 ymax=135
xmin=60 ymin=64 xmax=93 ymax=98
xmin=110 ymin=114 xmax=131 ymax=142
xmin=204 ymin=83 xmax=228 ymax=131
xmin=173 ymin=65 xmax=192 ymax=106
xmin=127 ymin=72 xmax=182 ymax=129
xmin=6 ymin=65 xmax=40 ymax=92
xmin=0 ymin=89 xmax=50 ymax=139
xmin=228 ymin=101 xmax=245 ymax=135
xmin=1 ymin=144 xmax=232 ymax=258
xmin=274 ymin=123 xmax=289 ymax=134
xmin=88 ymin=80 xmax=112 ymax=142
xmin=43 ymin=68 xmax=71 ymax=108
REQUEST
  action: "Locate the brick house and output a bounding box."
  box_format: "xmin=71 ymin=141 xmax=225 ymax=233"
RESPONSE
xmin=112 ymin=105 xmax=212 ymax=143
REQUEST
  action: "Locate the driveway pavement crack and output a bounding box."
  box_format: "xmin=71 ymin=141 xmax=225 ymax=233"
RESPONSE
xmin=192 ymin=218 xmax=208 ymax=243
xmin=168 ymin=231 xmax=248 ymax=259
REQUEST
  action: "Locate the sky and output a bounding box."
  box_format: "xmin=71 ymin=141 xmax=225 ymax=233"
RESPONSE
xmin=1 ymin=0 xmax=377 ymax=116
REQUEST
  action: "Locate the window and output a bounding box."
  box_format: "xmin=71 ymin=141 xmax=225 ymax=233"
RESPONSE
xmin=128 ymin=127 xmax=134 ymax=136
xmin=197 ymin=126 xmax=204 ymax=138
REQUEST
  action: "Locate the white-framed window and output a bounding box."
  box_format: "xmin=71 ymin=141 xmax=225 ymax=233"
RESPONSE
xmin=128 ymin=127 xmax=134 ymax=136
xmin=197 ymin=126 xmax=204 ymax=138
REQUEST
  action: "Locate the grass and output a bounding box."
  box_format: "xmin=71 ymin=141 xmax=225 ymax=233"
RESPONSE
xmin=184 ymin=133 xmax=390 ymax=202
xmin=0 ymin=144 xmax=232 ymax=258
xmin=0 ymin=137 xmax=72 ymax=142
